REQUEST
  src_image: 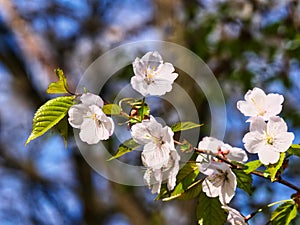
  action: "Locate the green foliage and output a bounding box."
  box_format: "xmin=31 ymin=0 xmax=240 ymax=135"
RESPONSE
xmin=156 ymin=162 xmax=200 ymax=201
xmin=178 ymin=139 xmax=194 ymax=152
xmin=122 ymin=98 xmax=150 ymax=124
xmin=102 ymin=104 xmax=121 ymax=115
xmin=243 ymin=160 xmax=262 ymax=174
xmin=47 ymin=68 xmax=70 ymax=94
xmin=169 ymin=180 xmax=203 ymax=201
xmin=232 ymin=169 xmax=253 ymax=195
xmin=271 ymin=200 xmax=297 ymax=225
xmin=108 ymin=138 xmax=140 ymax=161
xmin=196 ymin=192 xmax=227 ymax=225
xmin=54 ymin=116 xmax=69 ymax=147
xmin=288 ymin=144 xmax=300 ymax=158
xmin=171 ymin=121 xmax=203 ymax=132
xmin=266 ymin=152 xmax=286 ymax=182
xmin=25 ymin=96 xmax=75 ymax=145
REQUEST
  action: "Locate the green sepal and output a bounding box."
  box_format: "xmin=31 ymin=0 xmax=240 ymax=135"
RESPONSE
xmin=47 ymin=68 xmax=70 ymax=94
xmin=108 ymin=138 xmax=140 ymax=161
xmin=171 ymin=122 xmax=203 ymax=132
xmin=25 ymin=96 xmax=75 ymax=145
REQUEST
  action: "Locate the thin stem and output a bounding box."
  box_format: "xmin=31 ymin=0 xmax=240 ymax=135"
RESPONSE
xmin=244 ymin=199 xmax=293 ymax=221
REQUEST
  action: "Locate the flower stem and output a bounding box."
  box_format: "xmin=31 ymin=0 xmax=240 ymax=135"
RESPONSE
xmin=244 ymin=199 xmax=293 ymax=221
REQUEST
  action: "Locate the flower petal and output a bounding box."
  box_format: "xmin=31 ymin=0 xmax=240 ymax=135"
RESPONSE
xmin=132 ymin=57 xmax=146 ymax=78
xmin=220 ymin=169 xmax=236 ymax=204
xmin=198 ymin=136 xmax=223 ymax=153
xmin=131 ymin=116 xmax=163 ymax=144
xmin=249 ymin=117 xmax=266 ymax=132
xmin=156 ymin=63 xmax=177 ymax=80
xmin=237 ymin=100 xmax=258 ymax=117
xmin=68 ymin=104 xmax=88 ymax=128
xmin=264 ymin=93 xmax=284 ymax=118
xmin=267 ymin=116 xmax=287 ymax=136
xmin=258 ymin=146 xmax=280 ymax=165
xmin=243 ymin=131 xmax=264 ymax=153
xmin=202 ymin=179 xmax=220 ymax=198
xmin=80 ymin=93 xmax=104 ymax=108
xmin=273 ymin=132 xmax=294 ymax=152
xmin=166 ymin=150 xmax=180 ymax=190
xmin=226 ymin=146 xmax=248 ymax=162
xmin=141 ymin=51 xmax=163 ymax=68
xmin=130 ymin=76 xmax=148 ymax=96
xmin=141 ymin=142 xmax=170 ymax=169
xmin=79 ymin=118 xmax=101 ymax=144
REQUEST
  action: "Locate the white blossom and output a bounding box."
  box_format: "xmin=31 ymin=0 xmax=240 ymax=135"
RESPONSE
xmin=131 ymin=116 xmax=180 ymax=193
xmin=243 ymin=116 xmax=294 ymax=165
xmin=68 ymin=93 xmax=114 ymax=144
xmin=201 ymin=162 xmax=237 ymax=205
xmin=131 ymin=116 xmax=175 ymax=169
xmin=196 ymin=137 xmax=248 ymax=171
xmin=222 ymin=205 xmax=247 ymax=225
xmin=144 ymin=149 xmax=180 ymax=194
xmin=237 ymin=87 xmax=284 ymax=121
xmin=130 ymin=51 xmax=178 ymax=96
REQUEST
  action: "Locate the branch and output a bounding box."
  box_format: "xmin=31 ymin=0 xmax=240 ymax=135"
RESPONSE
xmin=175 ymin=140 xmax=300 ymax=193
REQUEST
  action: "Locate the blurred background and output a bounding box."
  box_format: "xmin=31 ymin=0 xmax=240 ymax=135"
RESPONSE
xmin=0 ymin=0 xmax=300 ymax=224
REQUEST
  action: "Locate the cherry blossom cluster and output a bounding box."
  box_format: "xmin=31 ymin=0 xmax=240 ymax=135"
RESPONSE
xmin=195 ymin=137 xmax=248 ymax=224
xmin=27 ymin=50 xmax=299 ymax=225
xmin=130 ymin=51 xmax=180 ymax=193
xmin=196 ymin=137 xmax=248 ymax=204
xmin=237 ymin=87 xmax=294 ymax=165
xmin=68 ymin=51 xmax=180 ymax=193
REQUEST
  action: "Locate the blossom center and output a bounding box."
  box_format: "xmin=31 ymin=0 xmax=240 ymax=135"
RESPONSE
xmin=92 ymin=113 xmax=101 ymax=126
xmin=207 ymin=171 xmax=226 ymax=187
xmin=145 ymin=133 xmax=164 ymax=146
xmin=144 ymin=67 xmax=158 ymax=84
xmin=262 ymin=130 xmax=274 ymax=145
xmin=264 ymin=133 xmax=274 ymax=145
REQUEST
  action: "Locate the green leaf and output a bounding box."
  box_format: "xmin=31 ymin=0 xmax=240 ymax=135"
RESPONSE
xmin=196 ymin=192 xmax=227 ymax=225
xmin=243 ymin=160 xmax=262 ymax=174
xmin=47 ymin=68 xmax=69 ymax=94
xmin=266 ymin=152 xmax=286 ymax=182
xmin=162 ymin=179 xmax=203 ymax=201
xmin=108 ymin=138 xmax=140 ymax=161
xmin=288 ymin=144 xmax=300 ymax=158
xmin=156 ymin=162 xmax=200 ymax=201
xmin=54 ymin=116 xmax=69 ymax=147
xmin=102 ymin=104 xmax=121 ymax=115
xmin=177 ymin=162 xmax=199 ymax=182
xmin=171 ymin=122 xmax=203 ymax=132
xmin=25 ymin=96 xmax=75 ymax=145
xmin=232 ymin=169 xmax=253 ymax=195
xmin=271 ymin=200 xmax=297 ymax=225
